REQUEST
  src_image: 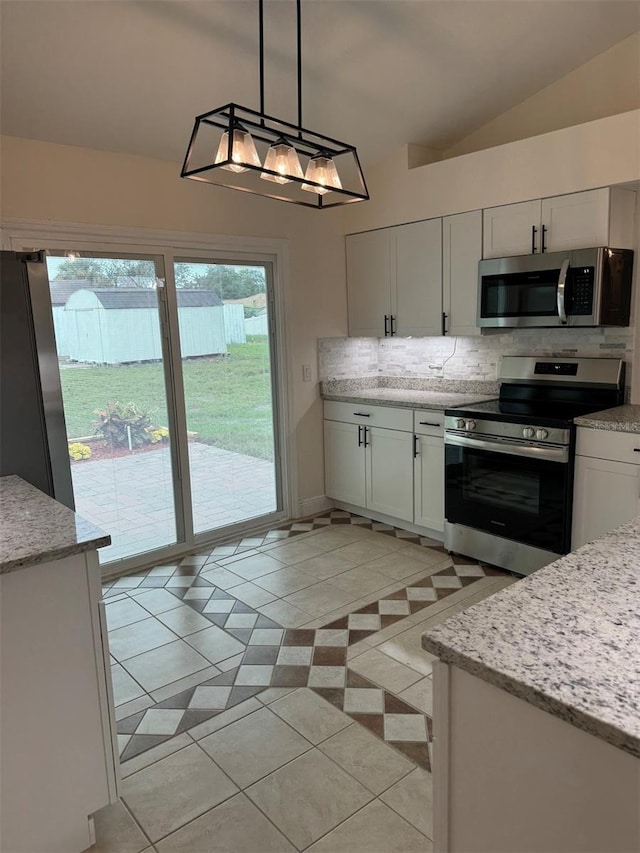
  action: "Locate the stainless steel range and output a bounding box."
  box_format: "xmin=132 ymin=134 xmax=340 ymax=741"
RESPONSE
xmin=444 ymin=356 xmax=625 ymax=576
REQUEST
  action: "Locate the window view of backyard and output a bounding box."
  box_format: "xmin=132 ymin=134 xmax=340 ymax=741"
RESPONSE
xmin=47 ymin=254 xmax=278 ymax=565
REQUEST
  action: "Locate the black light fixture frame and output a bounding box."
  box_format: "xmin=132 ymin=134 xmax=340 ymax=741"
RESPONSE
xmin=180 ymin=0 xmax=369 ymax=209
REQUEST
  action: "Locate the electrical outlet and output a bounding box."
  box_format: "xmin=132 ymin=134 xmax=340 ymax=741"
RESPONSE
xmin=302 ymin=364 xmax=312 ymax=382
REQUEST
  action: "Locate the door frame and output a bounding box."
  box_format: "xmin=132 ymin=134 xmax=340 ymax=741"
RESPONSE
xmin=3 ymin=219 xmax=297 ymax=576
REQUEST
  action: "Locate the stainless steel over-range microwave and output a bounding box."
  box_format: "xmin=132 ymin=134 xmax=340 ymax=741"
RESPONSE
xmin=477 ymin=247 xmax=634 ymax=329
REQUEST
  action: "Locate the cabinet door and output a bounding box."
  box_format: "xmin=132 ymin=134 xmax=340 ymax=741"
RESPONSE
xmin=366 ymin=426 xmax=414 ymax=522
xmin=442 ymin=210 xmax=482 ymax=337
xmin=414 ymin=434 xmax=445 ymax=531
xmin=394 ymin=219 xmax=443 ymax=336
xmin=483 ymin=200 xmax=541 ymax=258
xmin=542 ymin=189 xmax=611 ymax=253
xmin=572 ymin=456 xmax=640 ymax=549
xmin=324 ymin=420 xmax=366 ymax=506
xmin=346 ymin=230 xmax=392 ymax=337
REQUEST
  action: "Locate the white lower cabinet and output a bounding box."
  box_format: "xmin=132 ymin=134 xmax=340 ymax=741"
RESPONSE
xmin=413 ymin=412 xmax=445 ymax=532
xmin=572 ymin=428 xmax=640 ymax=549
xmin=324 ymin=402 xmax=444 ymax=532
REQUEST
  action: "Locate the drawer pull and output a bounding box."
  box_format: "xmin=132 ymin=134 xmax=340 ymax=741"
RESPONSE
xmin=419 ymin=421 xmax=441 ymax=427
xmin=634 ymin=448 xmax=640 ymax=453
xmin=413 ymin=435 xmax=419 ymax=458
xmin=353 ymin=412 xmax=371 ymax=417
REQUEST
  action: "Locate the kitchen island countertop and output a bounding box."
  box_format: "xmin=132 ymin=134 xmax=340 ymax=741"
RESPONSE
xmin=0 ymin=475 xmax=110 ymax=574
xmin=422 ymin=516 xmax=640 ymax=758
xmin=574 ymin=403 xmax=640 ymax=433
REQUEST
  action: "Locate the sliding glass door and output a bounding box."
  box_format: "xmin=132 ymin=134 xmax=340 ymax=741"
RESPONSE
xmin=173 ymin=259 xmax=279 ymax=535
xmin=45 ymin=252 xmax=181 ymax=564
xmin=44 ymin=247 xmax=284 ymax=570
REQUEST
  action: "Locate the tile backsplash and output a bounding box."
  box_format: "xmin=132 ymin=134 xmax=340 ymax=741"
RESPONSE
xmin=318 ymin=328 xmax=634 ymax=386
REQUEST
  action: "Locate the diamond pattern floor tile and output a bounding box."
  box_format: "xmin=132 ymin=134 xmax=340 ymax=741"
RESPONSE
xmin=110 ymin=510 xmax=512 ymax=773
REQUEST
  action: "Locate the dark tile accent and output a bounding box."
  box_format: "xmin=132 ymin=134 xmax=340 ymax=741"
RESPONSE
xmin=155 ymin=688 xmax=195 ymax=710
xmin=210 ymin=588 xmax=236 ymax=600
xmin=255 ymin=615 xmax=282 ymax=629
xmin=204 ymin=668 xmax=240 ymax=687
xmin=384 ymin=694 xmax=418 ymax=715
xmin=350 ymin=713 xmax=385 ymax=739
xmin=139 ymin=577 xmax=170 ymax=588
xmin=410 ymin=577 xmax=434 ymax=588
xmin=354 ymin=602 xmax=380 ymax=615
xmin=191 ymin=577 xmax=215 ymax=587
xmin=227 ymin=686 xmax=264 ymax=707
xmin=242 ymin=645 xmax=280 ymax=665
xmin=312 ymin=646 xmax=347 ymax=667
xmin=117 ymin=710 xmax=147 ymax=734
xmin=461 ymin=576 xmax=480 ymax=587
xmin=380 ymin=614 xmax=402 ymax=629
xmin=348 ymin=629 xmax=376 ymax=645
xmin=409 ymin=601 xmax=429 ymax=614
xmin=205 ymin=613 xmax=229 ymax=628
xmin=324 ymin=616 xmax=349 ymax=630
xmin=270 ymin=666 xmax=310 ymax=687
xmin=232 ymin=601 xmax=257 ymax=614
xmin=346 ymin=670 xmax=378 ymax=690
xmin=226 ymin=628 xmax=253 ymax=644
xmin=310 ymin=687 xmax=345 ymax=710
xmin=187 ymin=600 xmax=209 ymax=613
xmin=385 ymin=589 xmax=411 ymax=600
xmin=120 ymin=733 xmax=171 ymax=762
xmin=282 ymin=629 xmax=316 ymax=647
xmin=175 ymin=709 xmax=221 ymax=735
xmin=389 ymin=740 xmax=430 ymax=772
xmin=174 ymin=565 xmax=199 ymax=576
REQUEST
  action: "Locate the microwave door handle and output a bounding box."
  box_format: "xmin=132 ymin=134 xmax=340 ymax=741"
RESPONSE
xmin=557 ymin=259 xmax=570 ymax=325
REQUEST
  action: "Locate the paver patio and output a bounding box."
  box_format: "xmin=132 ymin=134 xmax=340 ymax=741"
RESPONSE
xmin=71 ymin=441 xmax=277 ymax=564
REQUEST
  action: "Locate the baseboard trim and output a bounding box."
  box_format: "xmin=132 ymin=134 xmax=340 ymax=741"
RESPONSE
xmin=298 ymin=495 xmax=334 ymax=518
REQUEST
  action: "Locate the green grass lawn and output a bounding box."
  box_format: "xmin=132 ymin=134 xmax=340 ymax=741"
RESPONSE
xmin=59 ymin=339 xmax=275 ymax=459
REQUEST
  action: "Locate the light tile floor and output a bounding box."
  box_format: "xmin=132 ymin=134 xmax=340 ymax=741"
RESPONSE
xmin=94 ymin=512 xmax=517 ymax=852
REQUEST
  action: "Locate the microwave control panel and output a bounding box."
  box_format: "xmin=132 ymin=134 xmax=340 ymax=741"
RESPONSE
xmin=567 ymin=266 xmax=594 ymax=315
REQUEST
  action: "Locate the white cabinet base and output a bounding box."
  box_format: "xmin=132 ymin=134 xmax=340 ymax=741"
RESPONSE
xmin=433 ymin=662 xmax=639 ymax=853
xmin=0 ymin=552 xmax=119 ymax=853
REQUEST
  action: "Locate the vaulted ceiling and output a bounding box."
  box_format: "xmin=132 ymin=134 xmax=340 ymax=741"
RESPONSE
xmin=2 ymin=0 xmax=639 ymax=168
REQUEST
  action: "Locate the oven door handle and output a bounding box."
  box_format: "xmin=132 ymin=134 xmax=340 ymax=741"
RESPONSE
xmin=557 ymin=259 xmax=570 ymax=325
xmin=445 ymin=432 xmax=569 ymax=463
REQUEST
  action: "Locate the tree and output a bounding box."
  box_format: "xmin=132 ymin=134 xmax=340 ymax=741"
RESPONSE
xmin=188 ymin=265 xmax=266 ymax=299
xmin=54 ymin=257 xmax=156 ymax=285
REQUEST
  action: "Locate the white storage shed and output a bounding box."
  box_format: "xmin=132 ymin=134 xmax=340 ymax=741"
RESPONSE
xmin=65 ymin=288 xmax=227 ymax=364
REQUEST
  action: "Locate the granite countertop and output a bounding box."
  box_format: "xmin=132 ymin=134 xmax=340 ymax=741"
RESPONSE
xmin=422 ymin=518 xmax=640 ymax=758
xmin=0 ymin=476 xmax=111 ymax=574
xmin=574 ymin=404 xmax=640 ymax=433
xmin=321 ymin=378 xmax=498 ymax=411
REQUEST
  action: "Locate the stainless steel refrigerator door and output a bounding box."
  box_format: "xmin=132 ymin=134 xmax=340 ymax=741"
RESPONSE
xmin=0 ymin=250 xmax=75 ymax=509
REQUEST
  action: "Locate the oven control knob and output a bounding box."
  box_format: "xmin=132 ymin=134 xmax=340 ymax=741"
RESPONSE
xmin=455 ymin=418 xmax=466 ymax=429
xmin=536 ymin=428 xmax=549 ymax=440
xmin=465 ymin=420 xmax=477 ymax=431
xmin=523 ymin=427 xmax=535 ymax=439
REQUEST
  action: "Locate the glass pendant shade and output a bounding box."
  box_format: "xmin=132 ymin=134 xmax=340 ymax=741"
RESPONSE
xmin=261 ymin=139 xmax=304 ymax=184
xmin=301 ymin=154 xmax=342 ymax=195
xmin=214 ymin=128 xmax=261 ymax=173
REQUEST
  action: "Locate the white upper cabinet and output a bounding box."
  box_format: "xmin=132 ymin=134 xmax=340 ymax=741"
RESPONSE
xmin=346 ymin=229 xmax=393 ymax=337
xmin=346 ymin=219 xmax=443 ymax=338
xmin=442 ymin=210 xmax=483 ymax=337
xmin=394 ymin=219 xmax=443 ymax=337
xmin=483 ymin=187 xmax=636 ymax=259
xmin=483 ymin=199 xmax=541 ymax=259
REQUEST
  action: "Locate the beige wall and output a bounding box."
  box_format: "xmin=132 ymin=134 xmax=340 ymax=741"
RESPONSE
xmin=0 ymin=134 xmax=348 ymax=510
xmin=343 ymin=110 xmax=640 ymax=235
xmin=444 ymin=32 xmax=640 ymax=159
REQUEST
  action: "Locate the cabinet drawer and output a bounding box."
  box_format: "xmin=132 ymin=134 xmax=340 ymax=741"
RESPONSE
xmin=413 ymin=410 xmax=444 ymax=436
xmin=576 ymin=427 xmax=640 ymax=465
xmin=323 ymin=400 xmax=413 ymax=431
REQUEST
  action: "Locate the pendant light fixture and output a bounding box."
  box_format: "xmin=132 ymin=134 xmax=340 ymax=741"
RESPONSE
xmin=180 ymin=0 xmax=369 ymax=209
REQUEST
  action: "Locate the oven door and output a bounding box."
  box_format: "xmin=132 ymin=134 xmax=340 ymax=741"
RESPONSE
xmin=445 ymin=434 xmax=572 ymax=554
